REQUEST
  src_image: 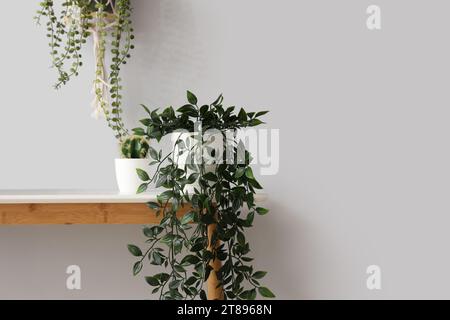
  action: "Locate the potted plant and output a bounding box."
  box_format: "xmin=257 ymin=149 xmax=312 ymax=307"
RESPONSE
xmin=128 ymin=91 xmax=275 ymax=300
xmin=36 ymin=0 xmax=144 ymax=192
xmin=115 ymin=135 xmax=152 ymax=194
xmin=35 ymin=0 xmax=134 ymax=141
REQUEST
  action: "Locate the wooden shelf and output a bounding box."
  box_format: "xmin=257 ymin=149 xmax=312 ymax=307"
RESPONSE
xmin=0 ymin=190 xmax=267 ymax=225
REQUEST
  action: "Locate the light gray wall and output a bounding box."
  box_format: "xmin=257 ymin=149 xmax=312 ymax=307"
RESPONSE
xmin=1 ymin=0 xmax=449 ymax=299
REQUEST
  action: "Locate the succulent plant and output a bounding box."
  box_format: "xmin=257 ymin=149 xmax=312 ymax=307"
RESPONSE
xmin=120 ymin=135 xmax=150 ymax=159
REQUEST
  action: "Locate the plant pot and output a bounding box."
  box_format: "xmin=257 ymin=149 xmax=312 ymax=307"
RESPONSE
xmin=171 ymin=132 xmax=220 ymax=193
xmin=115 ymin=159 xmax=150 ymax=194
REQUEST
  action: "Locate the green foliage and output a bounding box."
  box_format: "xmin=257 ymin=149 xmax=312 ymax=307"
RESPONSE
xmin=128 ymin=92 xmax=274 ymax=300
xmin=108 ymin=0 xmax=134 ymax=140
xmin=35 ymin=0 xmax=135 ymax=140
xmin=127 ymin=244 xmax=142 ymax=257
xmin=135 ymin=92 xmax=267 ymax=143
xmin=120 ymin=135 xmax=150 ymax=159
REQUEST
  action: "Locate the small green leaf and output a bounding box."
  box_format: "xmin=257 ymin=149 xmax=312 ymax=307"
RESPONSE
xmin=191 ymin=242 xmax=204 ymax=252
xmin=240 ymin=288 xmax=256 ymax=300
xmin=133 ymin=261 xmax=143 ymax=275
xmin=180 ymin=254 xmax=200 ymax=266
xmin=177 ymin=104 xmax=198 ymax=117
xmin=187 ymin=173 xmax=199 ymax=184
xmin=137 ymin=183 xmax=148 ymax=194
xmin=181 ymin=211 xmax=195 ymax=225
xmin=185 ymin=276 xmax=196 ymax=286
xmin=249 ymin=178 xmax=263 ymax=189
xmin=255 ymin=111 xmax=269 ymax=117
xmin=169 ymin=280 xmax=182 ymax=290
xmin=202 ymin=172 xmax=217 ymax=182
xmin=140 ymin=104 xmax=152 ymax=115
xmin=256 ymin=207 xmax=269 ymax=215
xmin=147 ymin=202 xmax=160 ymax=209
xmin=238 ymin=108 xmax=247 ymax=122
xmin=187 ymin=90 xmax=198 ymax=105
xmin=161 ymin=234 xmax=176 ymax=245
xmin=235 ymin=168 xmax=245 ymax=179
xmin=237 ymin=232 xmax=245 ymax=245
xmin=151 ymin=251 xmax=164 ymax=265
xmin=246 ymin=211 xmax=255 ymax=225
xmin=143 ymin=226 xmax=163 ymax=238
xmin=174 ymin=265 xmax=186 ymax=273
xmin=200 ymin=104 xmax=209 ymax=116
xmin=136 ymin=168 xmax=150 ymax=181
xmin=175 ymin=239 xmax=183 ymax=255
xmin=155 ymin=176 xmax=167 ymax=188
xmin=250 ymin=119 xmax=264 ymax=127
xmin=158 ymin=190 xmax=174 ymax=202
xmin=245 ymin=167 xmax=255 ymax=180
xmin=145 ymin=276 xmax=159 ymax=286
xmin=156 ymin=273 xmax=170 ymax=283
xmin=140 ymin=118 xmax=151 ymax=126
xmin=150 ymin=110 xmax=161 ymax=124
xmin=132 ymin=127 xmax=146 ymax=136
xmin=149 ymin=146 xmax=159 ymax=160
xmin=143 ymin=227 xmax=154 ymax=238
xmin=252 ymin=271 xmax=267 ymax=279
xmin=236 ymin=265 xmax=252 ymax=273
xmin=212 ymin=94 xmax=223 ymax=106
xmin=151 ymin=287 xmax=159 ymax=294
xmin=258 ymin=286 xmax=275 ymax=298
xmin=204 ymin=265 xmax=213 ymax=282
xmin=127 ymin=244 xmax=143 ymax=257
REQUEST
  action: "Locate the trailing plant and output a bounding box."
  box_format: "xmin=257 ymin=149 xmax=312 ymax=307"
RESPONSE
xmin=127 ymin=91 xmax=274 ymax=300
xmin=35 ymin=0 xmax=134 ymax=140
xmin=120 ymin=135 xmax=150 ymax=159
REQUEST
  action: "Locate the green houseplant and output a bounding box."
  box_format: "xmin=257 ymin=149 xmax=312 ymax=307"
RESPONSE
xmin=35 ymin=0 xmax=134 ymax=140
xmin=36 ymin=0 xmax=146 ymax=193
xmin=115 ymin=135 xmax=152 ymax=194
xmin=127 ymin=91 xmax=275 ymax=300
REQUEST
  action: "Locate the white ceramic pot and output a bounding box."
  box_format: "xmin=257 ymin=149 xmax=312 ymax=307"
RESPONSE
xmin=115 ymin=159 xmax=150 ymax=194
xmin=171 ymin=132 xmax=219 ymax=193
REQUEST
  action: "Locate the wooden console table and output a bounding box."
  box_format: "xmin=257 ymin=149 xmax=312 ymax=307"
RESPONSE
xmin=0 ymin=190 xmax=267 ymax=299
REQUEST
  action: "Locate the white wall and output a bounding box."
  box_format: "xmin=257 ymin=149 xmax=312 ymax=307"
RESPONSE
xmin=1 ymin=0 xmax=450 ymax=299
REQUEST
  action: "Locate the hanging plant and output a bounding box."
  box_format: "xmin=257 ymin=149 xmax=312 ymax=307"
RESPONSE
xmin=128 ymin=92 xmax=275 ymax=300
xmin=35 ymin=0 xmax=134 ymax=140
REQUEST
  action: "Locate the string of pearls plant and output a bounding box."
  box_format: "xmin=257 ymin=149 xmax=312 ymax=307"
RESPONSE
xmin=35 ymin=0 xmax=134 ymax=141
